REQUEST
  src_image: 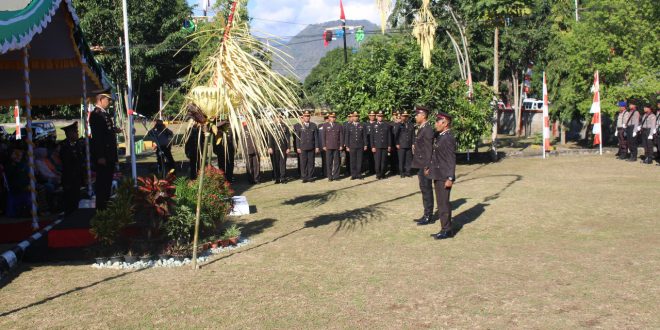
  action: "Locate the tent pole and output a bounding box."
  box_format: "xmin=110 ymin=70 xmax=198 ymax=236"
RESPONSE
xmin=122 ymin=0 xmax=137 ymax=181
xmin=81 ymin=59 xmax=94 ymax=196
xmin=22 ymin=46 xmax=39 ymax=230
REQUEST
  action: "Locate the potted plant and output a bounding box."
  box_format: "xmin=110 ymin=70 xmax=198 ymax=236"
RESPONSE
xmin=136 ymin=172 xmax=176 ymax=240
xmin=124 ymin=250 xmax=137 ymax=263
xmin=223 ymin=224 xmax=241 ymax=246
xmin=168 ymin=242 xmax=190 ymax=262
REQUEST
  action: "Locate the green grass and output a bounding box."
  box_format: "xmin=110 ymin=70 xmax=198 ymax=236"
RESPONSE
xmin=0 ymin=156 xmax=658 ymax=328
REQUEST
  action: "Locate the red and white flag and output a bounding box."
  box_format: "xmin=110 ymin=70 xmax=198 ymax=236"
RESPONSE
xmin=542 ymin=71 xmax=550 ymax=157
xmin=339 ymin=0 xmax=346 ymax=22
xmin=590 ymin=70 xmax=603 ymax=154
xmin=14 ymin=101 xmax=21 ymax=140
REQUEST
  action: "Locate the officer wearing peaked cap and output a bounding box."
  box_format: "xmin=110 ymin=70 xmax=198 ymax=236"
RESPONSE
xmin=364 ymin=110 xmax=377 ymax=175
xmin=59 ymin=122 xmax=84 ymax=214
xmin=89 ymin=89 xmax=120 ymax=210
xmin=412 ymin=105 xmax=434 ymax=224
xmin=396 ymin=110 xmax=414 ymax=177
xmin=322 ymin=112 xmax=344 ymax=181
xmin=294 ymin=110 xmax=320 ymax=182
xmin=345 ymin=111 xmax=368 ymax=179
xmin=370 ymin=110 xmax=391 ymax=179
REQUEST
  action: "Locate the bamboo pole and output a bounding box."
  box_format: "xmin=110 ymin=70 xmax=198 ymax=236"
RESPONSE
xmin=191 ymin=127 xmax=210 ymax=270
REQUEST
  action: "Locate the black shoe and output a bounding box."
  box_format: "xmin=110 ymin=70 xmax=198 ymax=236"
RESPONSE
xmin=302 ymin=179 xmax=308 ymax=183
xmin=417 ymin=216 xmax=435 ymax=226
xmin=626 ymin=157 xmax=637 ymax=162
xmin=275 ymin=179 xmax=280 ymax=184
xmin=431 ymin=230 xmax=454 ymax=240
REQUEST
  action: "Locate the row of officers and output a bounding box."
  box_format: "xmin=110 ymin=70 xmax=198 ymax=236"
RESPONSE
xmin=614 ymin=100 xmax=660 ymax=165
xmin=200 ymin=109 xmax=421 ymax=184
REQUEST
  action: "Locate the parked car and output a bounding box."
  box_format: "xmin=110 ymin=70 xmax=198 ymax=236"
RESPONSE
xmin=523 ymin=98 xmax=544 ymax=111
xmin=31 ymin=121 xmax=57 ymax=142
xmin=9 ymin=126 xmax=48 ymax=142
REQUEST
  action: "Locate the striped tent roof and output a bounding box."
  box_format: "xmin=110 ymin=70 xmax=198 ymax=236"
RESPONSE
xmin=0 ymin=0 xmax=112 ymax=106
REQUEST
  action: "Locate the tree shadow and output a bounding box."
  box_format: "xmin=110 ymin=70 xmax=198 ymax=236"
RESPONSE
xmin=229 ymin=218 xmax=277 ymax=237
xmin=280 ymin=178 xmax=381 ymax=207
xmin=0 ymin=267 xmax=148 ymax=317
xmin=304 ymin=207 xmax=385 ymax=235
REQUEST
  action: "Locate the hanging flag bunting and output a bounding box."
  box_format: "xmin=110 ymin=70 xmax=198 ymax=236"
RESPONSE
xmin=542 ymin=71 xmax=551 ymax=158
xmin=355 ymin=27 xmax=365 ymax=42
xmin=339 ymin=0 xmax=346 ymax=22
xmin=14 ymin=100 xmax=21 ymax=140
xmin=590 ymin=70 xmax=603 ymax=154
xmin=336 ymin=28 xmax=345 ymax=39
xmin=323 ymin=30 xmax=333 ymax=47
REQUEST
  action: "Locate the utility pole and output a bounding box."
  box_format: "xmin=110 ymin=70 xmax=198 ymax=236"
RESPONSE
xmin=122 ymin=0 xmax=137 ymax=181
xmin=342 ymin=21 xmax=348 ymax=64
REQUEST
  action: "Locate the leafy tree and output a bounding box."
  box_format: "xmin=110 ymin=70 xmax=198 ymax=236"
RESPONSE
xmin=73 ymin=0 xmax=196 ymax=116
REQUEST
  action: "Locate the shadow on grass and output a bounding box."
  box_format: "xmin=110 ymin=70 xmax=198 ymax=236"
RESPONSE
xmin=0 ymin=267 xmax=149 ymax=317
xmin=281 ymin=178 xmax=382 ymax=207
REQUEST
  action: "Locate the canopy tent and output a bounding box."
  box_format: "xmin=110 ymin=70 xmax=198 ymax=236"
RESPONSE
xmin=0 ymin=0 xmax=112 ymax=105
xmin=0 ymin=0 xmax=113 ymax=230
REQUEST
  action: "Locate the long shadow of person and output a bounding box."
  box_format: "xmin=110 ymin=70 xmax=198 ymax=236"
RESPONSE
xmin=451 ymin=203 xmax=488 ymax=236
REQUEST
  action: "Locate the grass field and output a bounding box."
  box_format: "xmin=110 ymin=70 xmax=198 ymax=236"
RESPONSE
xmin=1 ymin=155 xmax=658 ymax=328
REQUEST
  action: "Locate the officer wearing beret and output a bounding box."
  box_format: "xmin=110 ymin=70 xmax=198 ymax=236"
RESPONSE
xmin=59 ymin=122 xmax=84 ymax=214
xmin=89 ymin=91 xmax=119 ymax=210
xmin=412 ymin=106 xmax=434 ymax=224
xmin=268 ymin=114 xmax=291 ymax=183
xmin=639 ymin=102 xmax=656 ymax=164
xmin=322 ymin=112 xmax=344 ymax=181
xmin=364 ymin=111 xmax=377 ymax=175
xmin=370 ymin=111 xmax=391 ymax=179
xmin=294 ymin=110 xmax=320 ymax=182
xmin=421 ymin=112 xmax=456 ymax=240
xmin=344 ymin=111 xmax=368 ymax=180
xmin=395 ymin=111 xmax=414 ymax=178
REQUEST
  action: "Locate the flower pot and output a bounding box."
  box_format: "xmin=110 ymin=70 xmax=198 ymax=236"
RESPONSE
xmin=210 ymin=242 xmax=218 ymax=249
xmin=140 ymin=255 xmax=153 ymax=262
xmin=94 ymin=257 xmax=108 ymax=264
xmin=220 ymin=239 xmax=230 ymax=248
xmin=203 ymin=243 xmax=211 ymax=250
xmin=110 ymin=256 xmax=123 ymax=264
xmin=228 ymin=237 xmax=239 ymax=246
xmin=124 ymin=255 xmax=138 ymax=263
xmin=158 ymin=254 xmax=171 ymax=261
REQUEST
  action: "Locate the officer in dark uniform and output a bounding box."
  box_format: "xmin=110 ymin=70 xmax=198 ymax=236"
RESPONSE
xmin=89 ymin=91 xmax=119 ymax=210
xmin=185 ymin=123 xmax=205 ymax=180
xmin=364 ymin=111 xmax=377 ymax=175
xmin=147 ymin=120 xmax=175 ymax=172
xmin=318 ymin=112 xmax=329 ymax=178
xmin=213 ymin=121 xmax=235 ymax=182
xmin=322 ymin=112 xmax=344 ymax=181
xmin=411 ymin=106 xmax=434 ymax=224
xmin=370 ymin=111 xmax=391 ymax=179
xmin=422 ymin=112 xmax=456 ymax=240
xmin=396 ymin=110 xmax=414 ymax=177
xmin=344 ymin=111 xmax=368 ymax=180
xmin=388 ymin=111 xmax=400 ymax=176
xmin=294 ymin=110 xmax=320 ymax=182
xmin=59 ymin=122 xmax=84 ymax=214
xmin=342 ymin=114 xmax=353 ymax=176
xmin=243 ymin=123 xmax=260 ymax=184
xmin=268 ymin=114 xmax=291 ymax=183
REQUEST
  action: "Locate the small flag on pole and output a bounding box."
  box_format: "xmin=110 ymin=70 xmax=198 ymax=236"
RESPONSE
xmin=542 ymin=71 xmax=550 ymax=158
xmin=14 ymin=100 xmax=21 ymax=140
xmin=339 ymin=0 xmax=346 ymax=22
xmin=590 ymin=70 xmax=603 ymax=154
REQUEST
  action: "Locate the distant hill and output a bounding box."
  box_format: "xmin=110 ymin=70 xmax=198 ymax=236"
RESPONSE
xmin=272 ymin=20 xmax=380 ymax=82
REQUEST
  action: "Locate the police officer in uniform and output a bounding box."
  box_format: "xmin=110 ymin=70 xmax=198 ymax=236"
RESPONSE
xmin=364 ymin=111 xmax=377 ymax=175
xmin=656 ymin=101 xmax=660 ymax=166
xmin=639 ymin=102 xmax=656 ymax=164
xmin=89 ymin=91 xmax=119 ymax=210
xmin=370 ymin=111 xmax=391 ymax=179
xmin=625 ymin=102 xmax=641 ymax=162
xmin=294 ymin=110 xmax=320 ymax=182
xmin=388 ymin=111 xmax=400 ymax=176
xmin=322 ymin=112 xmax=344 ymax=181
xmin=243 ymin=123 xmax=260 ymax=184
xmin=213 ymin=121 xmax=235 ymax=182
xmin=423 ymin=112 xmax=456 ymax=240
xmin=268 ymin=114 xmax=291 ymax=183
xmin=412 ymin=106 xmax=435 ymax=224
xmin=345 ymin=111 xmax=368 ymax=180
xmin=59 ymin=122 xmax=84 ymax=214
xmin=342 ymin=114 xmax=353 ymax=176
xmin=396 ymin=111 xmax=414 ymax=178
xmin=318 ymin=112 xmax=329 ymax=178
xmin=614 ymin=101 xmax=629 ymax=159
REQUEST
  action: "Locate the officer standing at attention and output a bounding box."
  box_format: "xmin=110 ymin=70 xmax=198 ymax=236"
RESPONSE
xmin=411 ymin=106 xmax=434 ymax=224
xmin=322 ymin=112 xmax=344 ymax=181
xmin=625 ymin=102 xmax=641 ymax=162
xmin=364 ymin=111 xmax=377 ymax=175
xmin=388 ymin=111 xmax=401 ymax=176
xmin=213 ymin=121 xmax=235 ymax=182
xmin=639 ymin=102 xmax=656 ymax=164
xmin=396 ymin=110 xmax=414 ymax=178
xmin=318 ymin=112 xmax=329 ymax=178
xmin=342 ymin=114 xmax=352 ymax=176
xmin=614 ymin=101 xmax=629 ymax=159
xmin=656 ymin=101 xmax=660 ymax=166
xmin=370 ymin=111 xmax=391 ymax=179
xmin=345 ymin=111 xmax=368 ymax=180
xmin=294 ymin=110 xmax=320 ymax=183
xmin=59 ymin=122 xmax=84 ymax=214
xmin=422 ymin=112 xmax=457 ymax=239
xmin=268 ymin=114 xmax=291 ymax=183
xmin=89 ymin=91 xmax=119 ymax=210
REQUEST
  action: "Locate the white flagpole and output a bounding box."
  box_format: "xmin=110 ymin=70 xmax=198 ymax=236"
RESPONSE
xmin=542 ymin=71 xmax=548 ymax=159
xmin=159 ymin=86 xmax=163 ymax=121
xmin=122 ymin=0 xmax=137 ymax=181
xmin=597 ymin=71 xmax=602 ymax=155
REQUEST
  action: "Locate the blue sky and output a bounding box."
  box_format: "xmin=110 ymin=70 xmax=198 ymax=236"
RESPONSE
xmin=187 ymin=0 xmax=382 ymax=38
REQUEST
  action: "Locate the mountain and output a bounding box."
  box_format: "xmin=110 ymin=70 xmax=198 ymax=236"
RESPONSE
xmin=272 ymin=20 xmax=380 ymax=82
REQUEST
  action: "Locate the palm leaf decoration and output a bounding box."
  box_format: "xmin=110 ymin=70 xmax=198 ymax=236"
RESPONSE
xmin=375 ymin=0 xmax=392 ymax=34
xmin=412 ymin=0 xmax=437 ymax=69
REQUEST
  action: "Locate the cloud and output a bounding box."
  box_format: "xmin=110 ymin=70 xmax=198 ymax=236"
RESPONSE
xmin=249 ymin=0 xmax=384 ymax=38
